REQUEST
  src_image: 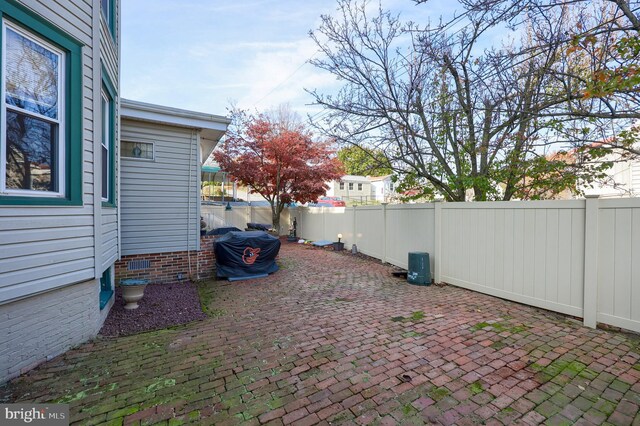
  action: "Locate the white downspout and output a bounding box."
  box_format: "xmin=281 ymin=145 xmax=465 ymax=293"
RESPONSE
xmin=187 ymin=129 xmax=195 ymax=278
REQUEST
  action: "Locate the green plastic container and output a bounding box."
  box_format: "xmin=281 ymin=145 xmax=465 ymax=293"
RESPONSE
xmin=407 ymin=252 xmax=431 ymax=286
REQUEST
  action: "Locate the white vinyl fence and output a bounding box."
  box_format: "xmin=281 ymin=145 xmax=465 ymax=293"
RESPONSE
xmin=290 ymin=197 xmax=640 ymax=333
xmin=201 ymin=205 xmax=291 ymax=232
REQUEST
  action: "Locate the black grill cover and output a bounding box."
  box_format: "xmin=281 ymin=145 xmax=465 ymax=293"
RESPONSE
xmin=214 ymin=231 xmax=281 ymax=279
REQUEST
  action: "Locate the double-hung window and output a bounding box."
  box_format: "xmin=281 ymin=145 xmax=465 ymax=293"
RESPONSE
xmin=0 ymin=2 xmax=83 ymax=205
xmin=100 ymin=81 xmax=115 ymax=205
xmin=101 ymin=67 xmax=116 ymax=206
xmin=101 ymin=0 xmax=115 ymax=40
xmin=1 ymin=21 xmax=63 ymax=196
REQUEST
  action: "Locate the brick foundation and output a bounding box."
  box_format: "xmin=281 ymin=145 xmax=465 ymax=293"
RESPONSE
xmin=115 ymin=235 xmax=216 ymax=284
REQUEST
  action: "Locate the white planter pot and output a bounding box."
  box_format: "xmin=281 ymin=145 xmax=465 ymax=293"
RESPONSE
xmin=120 ymin=279 xmax=149 ymax=310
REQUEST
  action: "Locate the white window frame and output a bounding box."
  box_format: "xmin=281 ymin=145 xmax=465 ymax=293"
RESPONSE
xmin=0 ymin=20 xmax=65 ymax=197
xmin=358 ymin=183 xmax=363 ymax=191
xmin=121 ymin=140 xmax=155 ymax=161
xmin=348 ymin=182 xmax=354 ymax=190
xmin=101 ymin=90 xmax=110 ymax=202
xmin=339 ymin=182 xmax=344 ymax=190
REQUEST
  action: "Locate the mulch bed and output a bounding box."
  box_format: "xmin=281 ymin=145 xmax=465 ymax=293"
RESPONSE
xmin=99 ymin=281 xmax=207 ymax=337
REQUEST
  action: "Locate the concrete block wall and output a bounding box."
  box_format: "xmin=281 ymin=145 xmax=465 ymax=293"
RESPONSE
xmin=115 ymin=235 xmax=216 ymax=284
xmin=0 ymin=279 xmax=107 ymax=383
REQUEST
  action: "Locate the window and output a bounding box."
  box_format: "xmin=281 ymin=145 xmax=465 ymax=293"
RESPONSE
xmin=99 ymin=267 xmax=113 ymax=309
xmin=101 ymin=69 xmax=116 ymax=206
xmin=0 ymin=3 xmax=83 ymax=206
xmin=2 ymin=23 xmax=62 ymax=195
xmin=101 ymin=0 xmax=115 ymax=38
xmin=348 ymin=182 xmax=353 ymax=190
xmin=358 ymin=183 xmax=363 ymax=191
xmin=122 ymin=141 xmax=154 ymax=160
xmin=339 ymin=182 xmax=344 ymax=190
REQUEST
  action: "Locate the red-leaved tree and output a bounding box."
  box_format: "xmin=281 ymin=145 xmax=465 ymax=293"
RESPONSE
xmin=213 ymin=110 xmax=343 ymax=234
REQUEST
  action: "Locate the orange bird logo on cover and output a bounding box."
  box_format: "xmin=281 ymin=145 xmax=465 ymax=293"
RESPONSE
xmin=242 ymin=247 xmax=261 ymax=265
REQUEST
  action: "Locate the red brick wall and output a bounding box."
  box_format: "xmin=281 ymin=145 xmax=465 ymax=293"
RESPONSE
xmin=115 ymin=235 xmax=216 ymax=284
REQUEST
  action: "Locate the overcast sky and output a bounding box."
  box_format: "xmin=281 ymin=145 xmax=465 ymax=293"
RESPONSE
xmin=121 ymin=0 xmax=456 ymax=118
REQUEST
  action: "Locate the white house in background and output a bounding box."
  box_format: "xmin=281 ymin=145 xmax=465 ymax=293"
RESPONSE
xmin=368 ymin=175 xmax=396 ymax=202
xmin=0 ymin=0 xmax=121 ymax=383
xmin=326 ymin=175 xmax=397 ymax=204
xmin=580 ymin=147 xmax=640 ymax=198
xmin=326 ymin=175 xmax=372 ymax=203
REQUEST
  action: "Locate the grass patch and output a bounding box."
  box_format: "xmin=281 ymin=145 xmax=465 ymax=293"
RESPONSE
xmin=402 ymin=331 xmax=423 ymax=338
xmin=469 ymin=320 xmax=529 ymax=334
xmin=468 ymin=381 xmax=484 ymax=395
xmin=490 ymin=341 xmax=507 ymax=350
xmin=195 ymin=280 xmax=226 ymax=318
xmin=410 ymin=311 xmax=425 ymax=321
xmin=402 ymin=403 xmax=418 ymax=416
xmin=391 ymin=311 xmax=426 ymax=323
xmin=428 ymin=387 xmax=451 ymax=401
xmin=335 ymin=297 xmax=353 ymax=302
xmin=530 ymin=359 xmax=598 ymax=384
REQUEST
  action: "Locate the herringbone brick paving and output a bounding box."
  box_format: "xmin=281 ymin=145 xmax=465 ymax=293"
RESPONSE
xmin=3 ymin=242 xmax=640 ymax=425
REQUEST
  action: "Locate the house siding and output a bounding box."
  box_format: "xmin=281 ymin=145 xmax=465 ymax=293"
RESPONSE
xmin=99 ymin=0 xmax=119 ymax=273
xmin=0 ymin=0 xmax=97 ymax=304
xmin=120 ymin=120 xmax=199 ymax=256
xmin=0 ymin=0 xmax=119 ymax=383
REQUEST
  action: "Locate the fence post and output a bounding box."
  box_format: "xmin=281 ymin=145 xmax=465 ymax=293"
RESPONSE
xmin=352 ymin=205 xmax=357 ymax=249
xmin=322 ymin=206 xmax=327 ymax=240
xmin=583 ymin=195 xmax=600 ymax=329
xmin=382 ymin=203 xmax=388 ymax=263
xmin=434 ymin=200 xmax=443 ymax=283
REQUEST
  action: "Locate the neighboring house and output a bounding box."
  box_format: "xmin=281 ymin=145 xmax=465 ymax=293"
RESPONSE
xmin=0 ymin=0 xmax=121 ymax=382
xmin=368 ymin=175 xmax=395 ymax=202
xmin=580 ymin=148 xmax=640 ymax=198
xmin=326 ymin=175 xmax=372 ymax=203
xmin=115 ymin=100 xmax=230 ymax=284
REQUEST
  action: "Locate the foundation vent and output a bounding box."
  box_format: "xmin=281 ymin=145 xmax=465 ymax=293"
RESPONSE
xmin=128 ymin=259 xmax=151 ymax=271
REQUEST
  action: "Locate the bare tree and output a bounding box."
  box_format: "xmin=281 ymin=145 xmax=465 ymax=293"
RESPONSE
xmin=415 ymin=0 xmax=640 ymax=156
xmin=308 ymin=0 xmax=611 ymax=201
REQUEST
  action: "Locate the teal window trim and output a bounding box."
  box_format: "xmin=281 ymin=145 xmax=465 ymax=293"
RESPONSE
xmin=99 ymin=267 xmax=113 ymax=310
xmin=0 ymin=0 xmax=83 ymax=206
xmin=101 ymin=0 xmax=116 ymax=42
xmin=101 ymin=65 xmax=116 ymax=208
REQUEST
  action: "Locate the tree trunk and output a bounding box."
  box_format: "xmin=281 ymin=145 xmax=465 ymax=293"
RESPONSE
xmin=271 ymin=205 xmax=281 ymax=235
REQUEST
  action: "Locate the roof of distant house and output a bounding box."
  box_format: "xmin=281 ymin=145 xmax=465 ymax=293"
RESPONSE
xmin=339 ymin=175 xmax=370 ymax=183
xmin=367 ymin=175 xmax=392 ymax=182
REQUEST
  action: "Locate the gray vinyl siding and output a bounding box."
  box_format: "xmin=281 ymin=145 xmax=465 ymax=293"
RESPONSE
xmin=100 ymin=0 xmax=119 ymax=272
xmin=0 ymin=0 xmax=98 ymax=304
xmin=120 ymin=120 xmax=199 ymax=255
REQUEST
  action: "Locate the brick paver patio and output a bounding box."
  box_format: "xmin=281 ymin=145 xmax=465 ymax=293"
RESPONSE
xmin=3 ymin=242 xmax=640 ymax=425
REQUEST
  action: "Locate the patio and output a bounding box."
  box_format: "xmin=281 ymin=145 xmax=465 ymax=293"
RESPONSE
xmin=3 ymin=242 xmax=640 ymax=425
